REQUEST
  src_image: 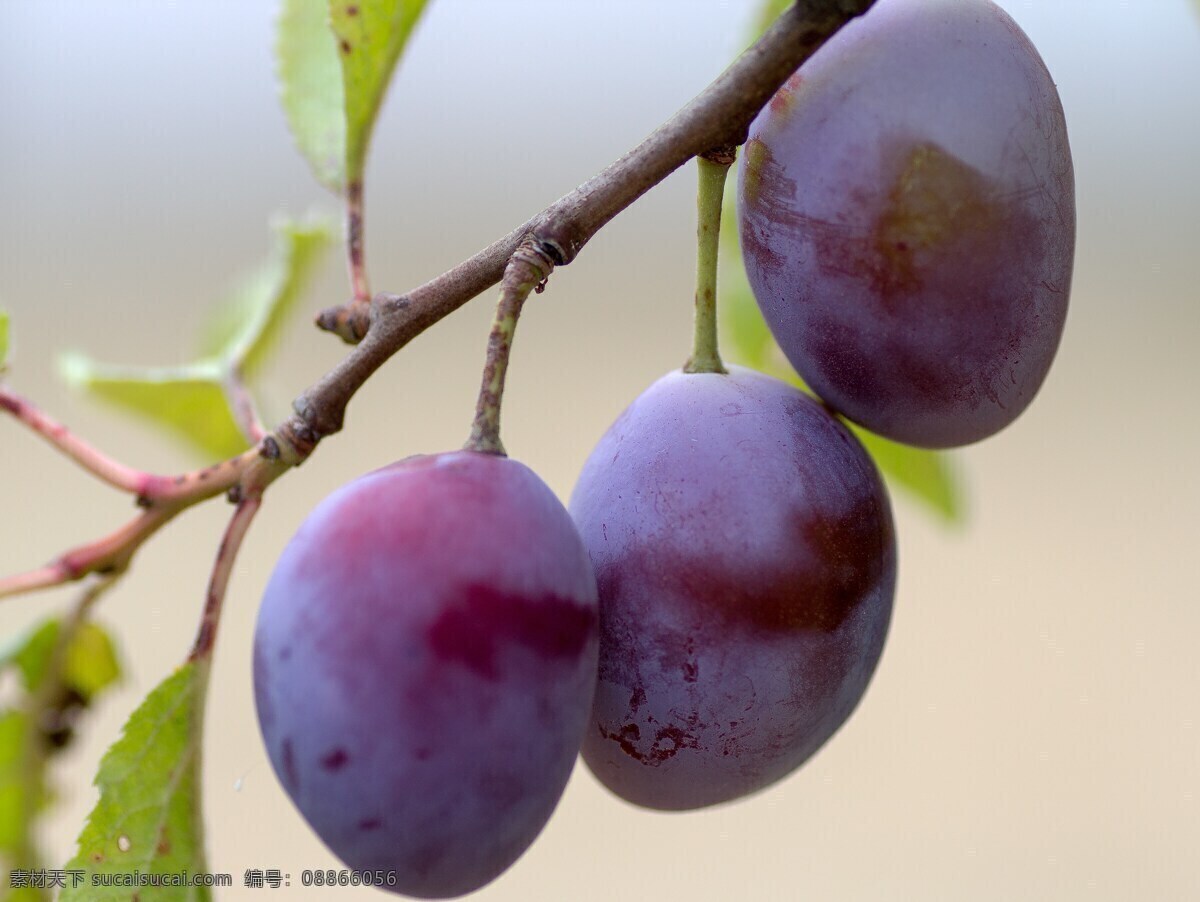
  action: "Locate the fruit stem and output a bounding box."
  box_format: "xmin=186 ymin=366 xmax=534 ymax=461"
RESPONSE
xmin=316 ymin=181 xmax=374 ymax=344
xmin=346 ymin=179 xmax=370 ymax=304
xmin=222 ymin=367 xmax=267 ymax=445
xmin=189 ymin=495 xmax=263 ymax=662
xmin=684 ymin=149 xmax=734 ymax=374
xmin=465 ymin=240 xmax=558 ymax=455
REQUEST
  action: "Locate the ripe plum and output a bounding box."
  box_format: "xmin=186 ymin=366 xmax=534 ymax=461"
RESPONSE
xmin=571 ymin=368 xmax=895 ymax=810
xmin=253 ymin=451 xmax=598 ymax=898
xmin=739 ymin=0 xmax=1075 ymax=447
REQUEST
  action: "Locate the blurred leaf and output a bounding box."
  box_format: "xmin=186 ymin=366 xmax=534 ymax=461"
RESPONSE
xmin=0 ymin=710 xmax=36 ymax=857
xmin=9 ymin=621 xmax=60 ymax=693
xmin=63 ymin=664 xmax=210 ymax=901
xmin=0 ymin=637 xmax=51 ymax=873
xmin=751 ymin=0 xmax=793 ymax=40
xmin=200 ymin=219 xmax=333 ymax=376
xmin=331 ymin=0 xmax=431 ymax=186
xmin=278 ymin=0 xmax=346 ymax=191
xmin=4 ymin=883 xmax=44 ymax=902
xmin=850 ymin=427 xmax=961 ymax=521
xmin=720 ymin=201 xmax=774 ymax=367
xmin=62 ymin=220 xmax=331 ymax=459
xmin=60 ymin=357 xmax=248 ymax=460
xmin=5 ymin=616 xmax=121 ymax=699
xmin=0 ymin=618 xmax=121 ymax=893
xmin=63 ymin=624 xmax=122 ymax=703
xmin=718 ymin=182 xmax=963 ymax=523
xmin=0 ymin=310 xmax=9 ymax=369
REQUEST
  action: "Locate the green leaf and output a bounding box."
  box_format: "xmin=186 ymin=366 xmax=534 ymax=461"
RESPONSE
xmin=718 ymin=183 xmax=963 ymax=523
xmin=278 ymin=0 xmax=346 ymax=191
xmin=9 ymin=621 xmax=60 ymax=693
xmin=0 ymin=710 xmax=36 ymax=856
xmin=63 ymin=664 xmax=210 ymax=902
xmin=0 ymin=711 xmax=51 ymax=901
xmin=331 ymin=0 xmax=430 ymax=186
xmin=60 ymin=357 xmax=248 ymax=460
xmin=278 ymin=0 xmax=430 ymax=191
xmin=201 ymin=219 xmax=333 ymax=377
xmin=721 ymin=263 xmax=773 ymax=367
xmin=3 ymin=617 xmax=119 ymax=702
xmin=61 ymin=220 xmax=331 ymax=459
xmin=63 ymin=624 xmax=122 ymax=703
xmin=850 ymin=427 xmax=962 ymax=521
xmin=0 ymin=309 xmax=10 ymax=369
xmin=0 ymin=618 xmax=122 ymax=889
xmin=4 ymin=883 xmax=45 ymax=902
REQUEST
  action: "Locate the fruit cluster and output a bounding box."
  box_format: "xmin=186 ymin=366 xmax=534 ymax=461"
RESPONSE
xmin=252 ymin=0 xmax=1073 ymax=897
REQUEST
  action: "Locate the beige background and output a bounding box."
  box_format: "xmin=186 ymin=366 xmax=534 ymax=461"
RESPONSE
xmin=1 ymin=1 xmax=1198 ymax=899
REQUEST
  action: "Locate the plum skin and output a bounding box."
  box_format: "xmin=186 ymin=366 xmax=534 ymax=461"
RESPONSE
xmin=253 ymin=451 xmax=598 ymax=899
xmin=739 ymin=0 xmax=1075 ymax=448
xmin=571 ymin=367 xmax=896 ymax=810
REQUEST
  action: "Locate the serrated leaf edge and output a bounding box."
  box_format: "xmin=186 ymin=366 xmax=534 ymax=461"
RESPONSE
xmin=64 ymin=664 xmax=211 ymax=900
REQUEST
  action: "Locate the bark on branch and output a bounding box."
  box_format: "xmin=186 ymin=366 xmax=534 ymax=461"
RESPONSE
xmin=297 ymin=0 xmax=873 ymax=453
xmin=0 ymin=1 xmax=874 ymax=603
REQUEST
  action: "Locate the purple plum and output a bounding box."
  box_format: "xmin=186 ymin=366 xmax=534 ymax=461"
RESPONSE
xmin=571 ymin=367 xmax=896 ymax=810
xmin=253 ymin=451 xmax=598 ymax=898
xmin=739 ymin=0 xmax=1075 ymax=447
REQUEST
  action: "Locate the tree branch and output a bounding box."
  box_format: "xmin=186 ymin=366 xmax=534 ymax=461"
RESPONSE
xmin=299 ymin=0 xmax=874 ymax=443
xmin=0 ymin=0 xmax=874 ymax=606
xmin=0 ymin=507 xmax=175 ymax=600
xmin=0 ymin=438 xmax=282 ymax=602
xmin=0 ymin=383 xmax=271 ymax=507
xmin=0 ymin=387 xmax=148 ymax=495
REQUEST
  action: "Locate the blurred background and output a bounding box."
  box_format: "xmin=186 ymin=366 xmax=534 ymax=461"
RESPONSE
xmin=1 ymin=0 xmax=1197 ymax=899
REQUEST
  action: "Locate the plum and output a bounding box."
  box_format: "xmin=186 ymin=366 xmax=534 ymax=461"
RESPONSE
xmin=253 ymin=451 xmax=598 ymax=898
xmin=571 ymin=367 xmax=895 ymax=810
xmin=739 ymin=0 xmax=1075 ymax=448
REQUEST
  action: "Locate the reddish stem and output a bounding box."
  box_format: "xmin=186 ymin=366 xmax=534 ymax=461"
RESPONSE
xmin=189 ymin=496 xmax=262 ymax=662
xmin=0 ymin=0 xmax=876 ymax=607
xmin=223 ymin=370 xmax=267 ymax=445
xmin=0 ymin=506 xmax=175 ymax=600
xmin=1 ymin=386 xmax=148 ymax=494
xmin=0 ymin=384 xmax=268 ymax=504
xmin=347 ymin=180 xmax=369 ymax=304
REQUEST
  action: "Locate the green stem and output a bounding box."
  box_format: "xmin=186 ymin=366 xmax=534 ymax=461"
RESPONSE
xmin=465 ymin=241 xmax=557 ymax=455
xmin=684 ymin=150 xmax=734 ymax=374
